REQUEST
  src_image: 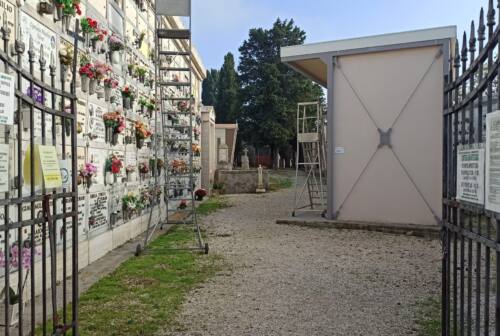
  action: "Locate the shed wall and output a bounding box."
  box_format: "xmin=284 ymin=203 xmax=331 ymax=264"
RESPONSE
xmin=331 ymin=45 xmax=443 ymax=225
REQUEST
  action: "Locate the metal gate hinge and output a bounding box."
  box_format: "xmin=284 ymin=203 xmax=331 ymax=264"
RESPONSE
xmin=378 ymin=128 xmax=392 ymax=148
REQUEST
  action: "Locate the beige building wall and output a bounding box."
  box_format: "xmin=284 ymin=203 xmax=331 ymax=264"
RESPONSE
xmin=201 ymin=106 xmax=216 ymax=190
xmin=332 ymin=45 xmax=443 ymax=225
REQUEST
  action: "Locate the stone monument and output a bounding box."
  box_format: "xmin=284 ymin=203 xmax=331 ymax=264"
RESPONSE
xmin=256 ymin=165 xmax=266 ymax=193
xmin=241 ymin=147 xmax=250 ymax=170
xmin=217 ymin=143 xmax=232 ymax=170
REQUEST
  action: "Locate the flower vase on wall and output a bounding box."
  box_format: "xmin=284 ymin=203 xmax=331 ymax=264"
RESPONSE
xmin=91 ymin=39 xmax=98 ymax=53
xmin=56 ymin=6 xmax=63 ymax=20
xmin=89 ymin=79 xmax=97 ymax=95
xmin=110 ymin=213 xmax=117 ymax=227
xmin=62 ymin=15 xmax=71 ymax=32
xmin=136 ymin=137 xmax=144 ymax=149
xmin=104 ymin=87 xmax=111 ymax=102
xmin=86 ymin=176 xmax=93 ymax=189
xmin=123 ymin=209 xmax=131 ymax=221
xmin=112 ymin=133 xmax=118 ymax=146
xmin=97 ymin=88 xmax=104 ymax=100
xmin=123 ymin=97 xmax=131 ymax=109
xmin=110 ymin=51 xmax=120 ymax=64
xmin=105 ymin=172 xmax=114 ymax=185
xmin=105 ymin=127 xmax=111 ymax=143
xmin=80 ymin=75 xmax=89 ymax=93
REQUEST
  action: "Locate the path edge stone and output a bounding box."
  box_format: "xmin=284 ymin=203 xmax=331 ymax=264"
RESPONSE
xmin=275 ymin=218 xmax=440 ymax=239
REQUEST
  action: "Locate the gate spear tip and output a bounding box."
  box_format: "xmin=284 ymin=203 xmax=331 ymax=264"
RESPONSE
xmin=479 ymin=8 xmax=486 ymax=40
xmin=461 ymin=32 xmax=468 ymax=61
xmin=470 ymin=21 xmax=476 ymax=45
xmin=488 ymin=0 xmax=496 ymax=25
xmin=39 ymin=44 xmax=45 ymax=62
xmin=454 ymin=42 xmax=460 ymax=68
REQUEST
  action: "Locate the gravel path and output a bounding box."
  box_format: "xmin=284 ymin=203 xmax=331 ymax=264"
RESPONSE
xmin=160 ymin=178 xmax=441 ymax=336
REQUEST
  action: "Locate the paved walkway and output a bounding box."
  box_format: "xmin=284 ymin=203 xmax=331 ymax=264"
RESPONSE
xmin=160 ymin=176 xmax=441 ymax=336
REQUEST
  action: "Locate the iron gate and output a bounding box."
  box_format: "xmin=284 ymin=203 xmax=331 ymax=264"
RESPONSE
xmin=443 ymin=1 xmax=500 ymax=335
xmin=0 ymin=18 xmax=80 ymax=335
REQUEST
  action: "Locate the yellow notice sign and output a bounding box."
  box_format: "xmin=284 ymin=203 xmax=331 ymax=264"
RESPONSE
xmin=24 ymin=145 xmax=62 ymax=189
xmin=23 ymin=144 xmax=42 ymax=187
xmin=38 ymin=145 xmax=62 ymax=188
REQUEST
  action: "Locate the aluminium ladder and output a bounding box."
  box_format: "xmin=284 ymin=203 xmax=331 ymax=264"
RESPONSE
xmin=292 ymin=102 xmax=327 ymax=217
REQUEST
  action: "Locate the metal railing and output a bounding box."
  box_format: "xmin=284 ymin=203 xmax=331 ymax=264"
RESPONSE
xmin=442 ymin=1 xmax=500 ymax=335
xmin=0 ymin=18 xmax=79 ymax=335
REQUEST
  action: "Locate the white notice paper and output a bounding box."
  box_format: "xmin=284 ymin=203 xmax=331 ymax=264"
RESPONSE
xmin=486 ymin=110 xmax=500 ymax=211
xmin=457 ymin=146 xmax=484 ymax=205
xmin=0 ymin=144 xmax=8 ymax=192
xmin=0 ymin=73 xmax=14 ymax=125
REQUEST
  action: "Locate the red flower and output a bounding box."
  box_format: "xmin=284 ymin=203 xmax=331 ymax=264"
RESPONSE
xmin=111 ymin=158 xmax=123 ymax=174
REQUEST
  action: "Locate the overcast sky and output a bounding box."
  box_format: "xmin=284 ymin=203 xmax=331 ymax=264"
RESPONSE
xmin=190 ymin=0 xmax=487 ymax=71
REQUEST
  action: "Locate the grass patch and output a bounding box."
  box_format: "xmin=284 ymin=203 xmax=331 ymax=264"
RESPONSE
xmin=415 ymin=297 xmax=441 ymax=336
xmin=268 ymin=175 xmax=293 ymax=191
xmin=37 ymin=225 xmax=225 ymax=336
xmin=196 ymin=196 xmax=230 ymax=216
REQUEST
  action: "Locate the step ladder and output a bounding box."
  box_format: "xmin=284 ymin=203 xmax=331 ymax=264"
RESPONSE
xmin=137 ymin=0 xmax=208 ymax=255
xmin=293 ymin=102 xmax=327 ymax=217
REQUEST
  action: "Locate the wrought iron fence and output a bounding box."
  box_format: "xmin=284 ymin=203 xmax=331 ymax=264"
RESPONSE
xmin=0 ymin=17 xmax=80 ymax=335
xmin=443 ymin=1 xmax=500 ymax=335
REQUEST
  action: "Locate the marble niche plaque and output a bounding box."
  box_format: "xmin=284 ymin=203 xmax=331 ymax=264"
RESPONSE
xmin=55 ymin=194 xmax=88 ymax=246
xmin=88 ymin=191 xmax=108 ymax=234
xmin=19 ymin=12 xmax=58 ymax=72
xmin=88 ymin=102 xmax=106 ymax=145
xmin=87 ymin=147 xmax=108 ymax=189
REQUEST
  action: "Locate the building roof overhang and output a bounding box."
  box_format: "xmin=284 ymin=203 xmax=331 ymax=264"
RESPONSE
xmin=281 ymin=26 xmax=457 ymax=88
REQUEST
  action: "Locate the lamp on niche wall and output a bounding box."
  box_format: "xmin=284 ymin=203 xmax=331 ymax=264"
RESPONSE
xmin=37 ymin=0 xmax=54 ymax=15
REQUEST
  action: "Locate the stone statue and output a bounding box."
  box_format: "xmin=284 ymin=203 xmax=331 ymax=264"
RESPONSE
xmin=256 ymin=164 xmax=266 ymax=193
xmin=241 ymin=147 xmax=250 ymax=170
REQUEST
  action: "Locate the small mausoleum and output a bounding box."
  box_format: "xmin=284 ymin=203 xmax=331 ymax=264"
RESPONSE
xmin=281 ymin=27 xmax=456 ymax=226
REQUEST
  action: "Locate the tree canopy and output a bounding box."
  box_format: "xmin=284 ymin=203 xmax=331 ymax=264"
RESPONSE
xmin=215 ymin=53 xmax=240 ymax=123
xmin=238 ymin=18 xmax=323 ymax=158
xmin=201 ymin=68 xmax=219 ymax=107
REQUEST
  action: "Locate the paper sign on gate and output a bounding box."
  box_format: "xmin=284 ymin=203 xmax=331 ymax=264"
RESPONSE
xmin=0 ymin=73 xmax=15 ymax=125
xmin=0 ymin=144 xmax=9 ymax=192
xmin=24 ymin=145 xmax=63 ymax=188
xmin=38 ymin=146 xmax=62 ymax=189
xmin=486 ymin=110 xmax=500 ymax=212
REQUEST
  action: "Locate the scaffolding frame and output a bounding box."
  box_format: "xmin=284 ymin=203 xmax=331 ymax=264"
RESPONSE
xmin=293 ymin=102 xmax=327 ymax=217
xmin=136 ymin=0 xmax=207 ymax=255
